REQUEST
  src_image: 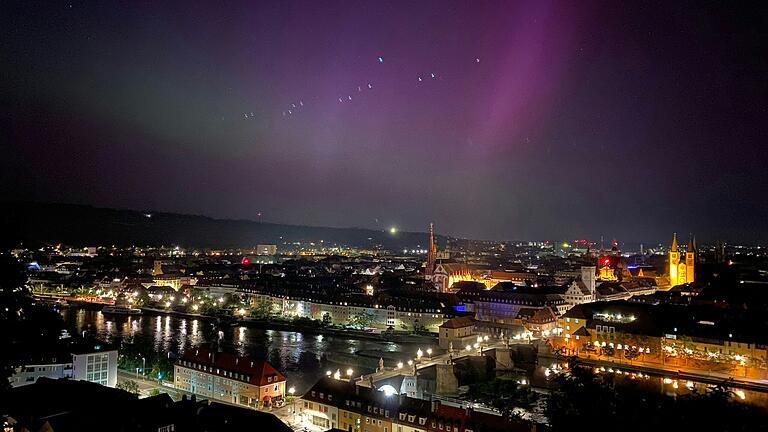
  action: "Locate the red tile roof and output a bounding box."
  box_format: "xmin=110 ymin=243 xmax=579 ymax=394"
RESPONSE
xmin=439 ymin=316 xmax=475 ymax=329
xmin=178 ymin=348 xmax=285 ymax=387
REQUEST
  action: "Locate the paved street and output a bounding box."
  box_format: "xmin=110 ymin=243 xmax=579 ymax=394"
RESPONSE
xmin=117 ymin=369 xmax=177 ymax=398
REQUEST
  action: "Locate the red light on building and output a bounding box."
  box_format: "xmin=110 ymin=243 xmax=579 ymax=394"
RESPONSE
xmin=241 ymin=257 xmax=250 ymax=265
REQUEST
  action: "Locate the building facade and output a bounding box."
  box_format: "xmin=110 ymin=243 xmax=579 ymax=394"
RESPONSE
xmin=300 ymin=377 xmax=535 ymax=432
xmin=174 ymin=348 xmax=286 ymax=409
xmin=669 ymin=233 xmax=695 ymax=286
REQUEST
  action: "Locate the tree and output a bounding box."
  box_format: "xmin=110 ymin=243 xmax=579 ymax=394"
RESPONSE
xmin=134 ymin=289 xmax=150 ymax=307
xmin=348 ymin=310 xmax=375 ymax=329
xmin=466 ymin=378 xmax=539 ymax=419
xmin=321 ymin=312 xmax=332 ymax=327
xmin=250 ymin=297 xmax=273 ymax=319
xmin=116 ymin=379 xmax=140 ymax=395
xmin=149 ymin=356 xmax=174 ymax=382
xmin=0 ymin=254 xmax=64 ymax=390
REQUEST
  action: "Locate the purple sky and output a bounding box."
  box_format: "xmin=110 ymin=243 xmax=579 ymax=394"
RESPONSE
xmin=2 ymin=1 xmax=767 ymax=243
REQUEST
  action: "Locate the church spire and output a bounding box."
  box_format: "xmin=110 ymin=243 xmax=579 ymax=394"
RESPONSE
xmin=687 ymin=234 xmax=695 ymax=253
xmin=426 ymin=222 xmax=437 ymax=277
xmin=671 ymin=232 xmax=678 ymax=252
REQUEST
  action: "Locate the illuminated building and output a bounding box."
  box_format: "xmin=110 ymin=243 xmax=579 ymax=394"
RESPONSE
xmin=432 ymin=262 xmax=477 ymax=292
xmin=145 ymin=274 xmax=196 ymax=291
xmin=553 ymin=300 xmax=768 ymax=378
xmin=174 ymin=348 xmax=286 ymax=409
xmin=10 ymin=340 xmax=118 ymax=389
xmin=301 ymin=377 xmax=535 ymax=432
xmin=562 ymin=266 xmax=596 ymax=307
xmin=424 ymin=223 xmax=486 ymax=292
xmin=597 ymin=240 xmax=621 ymax=281
xmin=438 ymin=316 xmax=477 ymax=350
xmin=668 ymin=233 xmax=695 ymax=286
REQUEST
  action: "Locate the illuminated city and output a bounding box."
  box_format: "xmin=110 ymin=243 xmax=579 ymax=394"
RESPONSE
xmin=2 ymin=1 xmax=768 ymax=432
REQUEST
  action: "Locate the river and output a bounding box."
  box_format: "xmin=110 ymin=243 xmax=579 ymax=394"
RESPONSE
xmin=59 ymin=308 xmax=768 ymax=407
xmin=60 ymin=308 xmax=424 ymax=393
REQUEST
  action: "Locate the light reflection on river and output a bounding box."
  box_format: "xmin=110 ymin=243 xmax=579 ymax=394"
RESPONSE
xmin=61 ymin=308 xmax=421 ymax=393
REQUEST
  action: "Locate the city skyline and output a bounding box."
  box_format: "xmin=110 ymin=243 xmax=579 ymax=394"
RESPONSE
xmin=3 ymin=2 xmax=768 ymax=431
xmin=2 ymin=1 xmax=768 ymax=242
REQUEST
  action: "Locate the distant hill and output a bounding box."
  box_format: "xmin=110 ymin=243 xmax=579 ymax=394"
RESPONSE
xmin=0 ymin=202 xmax=442 ymax=250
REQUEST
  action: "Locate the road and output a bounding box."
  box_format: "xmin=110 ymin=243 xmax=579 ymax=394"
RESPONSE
xmin=117 ymin=369 xmax=176 ymax=397
xmin=356 ymin=340 xmax=523 ymax=387
xmin=117 ymin=370 xmax=306 ymax=430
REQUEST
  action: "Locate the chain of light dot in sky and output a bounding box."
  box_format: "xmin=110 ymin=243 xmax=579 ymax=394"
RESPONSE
xmin=242 ymin=56 xmax=481 ymax=120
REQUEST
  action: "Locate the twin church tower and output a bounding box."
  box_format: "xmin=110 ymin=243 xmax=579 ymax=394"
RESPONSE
xmin=669 ymin=232 xmax=696 ymax=285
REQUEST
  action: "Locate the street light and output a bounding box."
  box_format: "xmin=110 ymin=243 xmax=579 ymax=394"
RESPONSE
xmin=288 ymin=387 xmax=296 ymax=423
xmin=346 ymin=368 xmax=353 ymax=378
xmin=426 ymin=348 xmax=433 ymax=359
xmin=396 ymin=362 xmax=403 ymax=369
xmin=141 ymin=357 xmax=146 ymax=379
xmin=416 ymin=348 xmax=423 ymax=360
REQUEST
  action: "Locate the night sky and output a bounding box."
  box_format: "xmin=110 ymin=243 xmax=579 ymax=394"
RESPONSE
xmin=2 ymin=1 xmax=767 ymax=243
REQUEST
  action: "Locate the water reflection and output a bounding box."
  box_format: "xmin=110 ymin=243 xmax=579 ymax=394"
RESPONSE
xmin=60 ymin=309 xmax=421 ymax=393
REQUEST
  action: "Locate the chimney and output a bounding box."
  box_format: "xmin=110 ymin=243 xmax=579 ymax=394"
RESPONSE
xmin=431 ymin=399 xmax=440 ymax=413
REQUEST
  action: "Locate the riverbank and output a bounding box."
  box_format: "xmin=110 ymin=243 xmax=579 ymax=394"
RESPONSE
xmin=139 ymin=307 xmax=437 ymax=345
xmin=541 ymin=351 xmax=768 ymax=393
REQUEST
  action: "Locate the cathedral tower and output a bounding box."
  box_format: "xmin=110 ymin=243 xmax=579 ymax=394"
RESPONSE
xmin=669 ymin=233 xmax=680 ymax=284
xmin=685 ymin=236 xmax=696 ymax=283
xmin=669 ymin=232 xmax=695 ymax=286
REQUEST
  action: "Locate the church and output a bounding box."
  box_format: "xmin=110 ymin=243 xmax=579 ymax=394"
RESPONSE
xmin=669 ymin=233 xmax=696 ymax=286
xmin=424 ymin=223 xmax=476 ymax=292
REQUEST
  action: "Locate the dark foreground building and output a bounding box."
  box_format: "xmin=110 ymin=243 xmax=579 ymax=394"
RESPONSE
xmin=0 ymin=377 xmax=291 ymax=432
